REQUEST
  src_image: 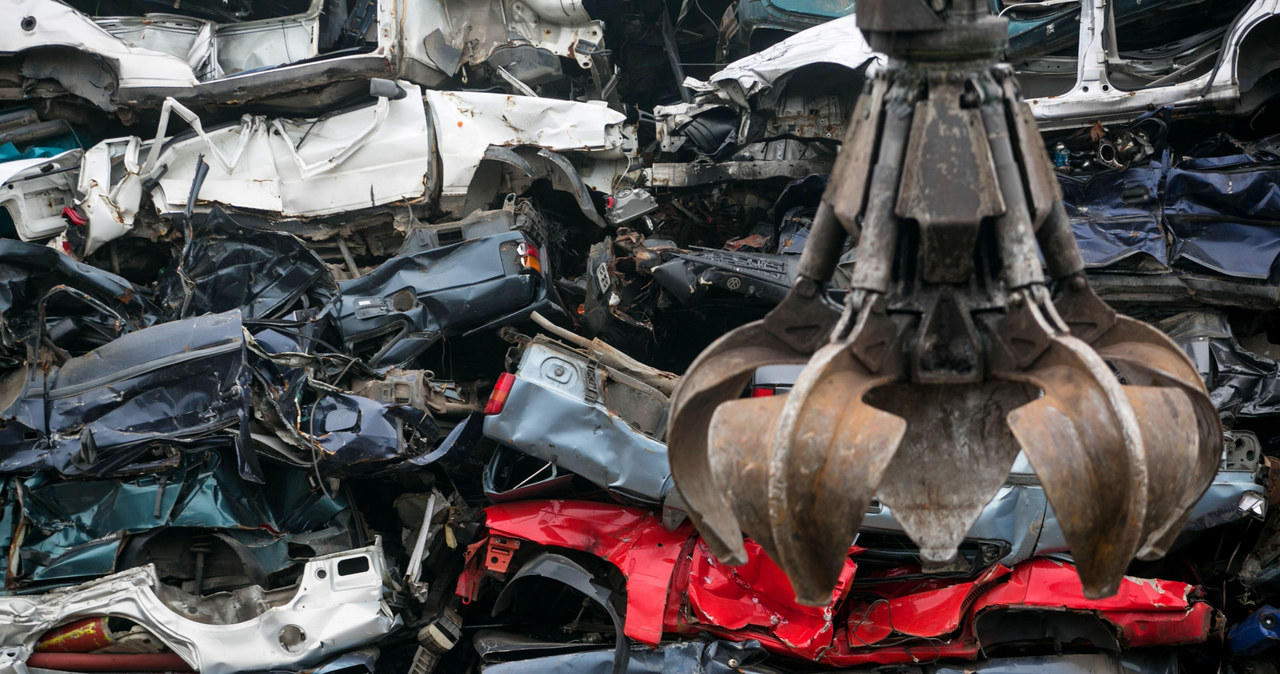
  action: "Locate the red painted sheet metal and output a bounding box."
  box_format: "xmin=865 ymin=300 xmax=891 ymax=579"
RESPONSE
xmin=482 ymin=500 xmax=691 ymax=644
xmin=1107 ymin=603 xmax=1215 ymax=646
xmin=455 ymin=537 xmax=488 ymax=603
xmin=977 ymin=558 xmax=1193 ymax=611
xmin=683 ymin=538 xmax=855 ymax=659
xmin=973 ymin=558 xmax=1210 ymax=647
xmin=874 ymin=564 xmax=1008 ymax=639
xmin=475 ymin=500 xmax=1213 ymax=666
xmin=846 ymin=599 xmax=894 ymax=646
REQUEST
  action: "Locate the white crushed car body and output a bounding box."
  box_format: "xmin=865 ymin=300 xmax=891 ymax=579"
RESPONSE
xmin=0 ymin=149 xmax=80 ymax=242
xmin=0 ymin=0 xmax=608 ymax=114
xmin=0 ymin=542 xmax=400 ymax=674
xmin=143 ymin=83 xmax=433 ymax=218
xmin=425 ymin=90 xmax=633 ymax=212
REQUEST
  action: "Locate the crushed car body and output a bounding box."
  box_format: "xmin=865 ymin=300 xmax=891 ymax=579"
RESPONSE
xmin=0 ymin=0 xmax=1280 ymax=673
xmin=0 ymin=541 xmax=399 ymax=673
xmin=459 ymin=500 xmax=1215 ymax=667
xmin=0 ymin=0 xmax=613 ymax=116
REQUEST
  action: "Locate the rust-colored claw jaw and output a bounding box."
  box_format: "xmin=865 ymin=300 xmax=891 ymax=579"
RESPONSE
xmin=994 ymin=299 xmax=1149 ymax=598
xmin=667 ymin=321 xmax=808 ymax=565
xmin=709 ymin=340 xmax=907 ymax=606
xmin=995 ymin=291 xmax=1219 ymax=598
xmin=1053 ymin=278 xmax=1222 ymax=559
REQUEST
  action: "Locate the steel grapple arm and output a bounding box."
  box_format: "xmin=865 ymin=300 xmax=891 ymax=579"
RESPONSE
xmin=667 ymin=0 xmax=1221 ymax=606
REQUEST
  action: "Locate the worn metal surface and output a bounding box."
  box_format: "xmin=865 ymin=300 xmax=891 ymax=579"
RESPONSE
xmin=707 ymin=333 xmax=905 ymax=602
xmin=868 ymin=383 xmax=1031 ymax=566
xmin=0 ymin=149 xmax=79 ymax=242
xmin=156 ymin=207 xmax=336 ymax=321
xmin=1165 ymin=311 xmax=1280 ymax=420
xmin=0 ymin=0 xmax=613 ymax=116
xmin=1227 ymin=605 xmax=1280 ymax=655
xmin=0 ymin=311 xmax=253 ymax=477
xmin=1024 ymin=0 xmax=1280 ymax=130
xmin=0 ymin=238 xmax=153 ymax=358
xmin=711 ymin=0 xmax=1280 ymax=130
xmin=5 ymin=452 xmax=353 ymax=589
xmin=993 ymin=305 xmax=1151 ymax=598
xmin=93 ymin=0 xmax=326 ymax=81
xmin=425 ymin=90 xmax=631 ymax=212
xmin=651 ymin=248 xmax=798 ymax=305
xmin=142 ymin=84 xmax=433 ymax=219
xmin=666 ymin=284 xmax=841 ymax=568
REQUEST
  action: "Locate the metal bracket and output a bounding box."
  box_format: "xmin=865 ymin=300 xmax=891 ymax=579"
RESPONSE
xmin=484 ymin=536 xmax=521 ymax=574
xmin=583 ymin=358 xmax=601 ymax=406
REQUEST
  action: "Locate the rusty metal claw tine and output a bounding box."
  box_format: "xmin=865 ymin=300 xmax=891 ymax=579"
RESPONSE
xmin=1093 ymin=317 xmax=1221 ymax=556
xmin=870 ymin=383 xmax=1032 ymax=565
xmin=1002 ymin=335 xmax=1148 ymax=599
xmin=760 ymin=342 xmax=906 ymax=605
xmin=668 ymin=321 xmax=814 ymax=564
xmin=1094 ymin=315 xmax=1206 ymax=388
xmin=1056 ymin=285 xmax=1222 ymax=556
xmin=705 ymin=394 xmax=789 ymax=567
xmin=1121 ymin=385 xmax=1201 ymax=558
xmin=1092 ymin=316 xmax=1222 ymax=458
xmin=1055 ymin=284 xmax=1219 ymax=457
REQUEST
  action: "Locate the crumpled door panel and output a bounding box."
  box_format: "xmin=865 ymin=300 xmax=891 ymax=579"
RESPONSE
xmin=0 ymin=311 xmax=252 ymax=477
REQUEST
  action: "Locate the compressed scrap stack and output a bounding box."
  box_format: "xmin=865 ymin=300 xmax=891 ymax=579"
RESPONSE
xmin=1 ymin=1 xmax=1280 ymax=673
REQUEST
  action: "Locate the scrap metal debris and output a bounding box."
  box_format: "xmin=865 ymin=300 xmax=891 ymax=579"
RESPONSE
xmin=2 ymin=1 xmax=1280 ymax=673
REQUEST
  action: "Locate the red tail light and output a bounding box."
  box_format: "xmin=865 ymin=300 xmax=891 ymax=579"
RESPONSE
xmin=484 ymin=373 xmax=516 ymax=415
xmin=516 ymin=241 xmax=542 ymax=273
xmin=748 ymin=386 xmax=775 ymax=397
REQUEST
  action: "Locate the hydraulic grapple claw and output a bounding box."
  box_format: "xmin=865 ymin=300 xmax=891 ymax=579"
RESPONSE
xmin=667 ymin=0 xmax=1221 ymax=605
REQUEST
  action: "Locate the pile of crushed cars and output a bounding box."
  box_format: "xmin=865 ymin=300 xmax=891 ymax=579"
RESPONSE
xmin=3 ymin=0 xmax=1280 ymax=672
